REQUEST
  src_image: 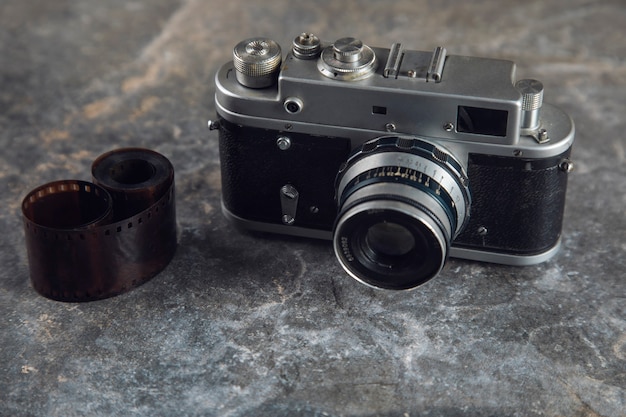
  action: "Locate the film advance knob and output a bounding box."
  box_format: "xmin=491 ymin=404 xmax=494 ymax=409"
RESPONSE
xmin=233 ymin=38 xmax=282 ymax=88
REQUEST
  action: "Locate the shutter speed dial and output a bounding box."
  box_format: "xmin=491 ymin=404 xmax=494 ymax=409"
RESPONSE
xmin=318 ymin=37 xmax=378 ymax=81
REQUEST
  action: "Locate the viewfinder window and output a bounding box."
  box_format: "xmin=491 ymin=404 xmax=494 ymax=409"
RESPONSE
xmin=457 ymin=106 xmax=508 ymax=137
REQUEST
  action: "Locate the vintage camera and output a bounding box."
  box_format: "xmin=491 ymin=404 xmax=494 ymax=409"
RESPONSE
xmin=210 ymin=33 xmax=575 ymax=290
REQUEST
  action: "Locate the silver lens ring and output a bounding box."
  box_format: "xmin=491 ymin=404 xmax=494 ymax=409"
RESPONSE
xmin=333 ymin=136 xmax=471 ymax=290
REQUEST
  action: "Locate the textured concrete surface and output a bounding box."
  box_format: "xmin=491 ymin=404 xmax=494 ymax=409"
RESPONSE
xmin=1 ymin=0 xmax=625 ymax=416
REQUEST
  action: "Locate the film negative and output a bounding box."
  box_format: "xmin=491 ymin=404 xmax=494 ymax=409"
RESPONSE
xmin=22 ymin=148 xmax=177 ymax=302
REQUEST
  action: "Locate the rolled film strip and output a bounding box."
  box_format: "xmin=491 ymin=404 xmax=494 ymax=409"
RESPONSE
xmin=22 ymin=148 xmax=177 ymax=302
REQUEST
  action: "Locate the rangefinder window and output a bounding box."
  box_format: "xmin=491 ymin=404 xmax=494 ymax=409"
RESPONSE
xmin=457 ymin=106 xmax=508 ymax=137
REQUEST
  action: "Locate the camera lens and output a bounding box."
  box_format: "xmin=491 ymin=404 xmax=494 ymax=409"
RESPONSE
xmin=333 ymin=136 xmax=471 ymax=290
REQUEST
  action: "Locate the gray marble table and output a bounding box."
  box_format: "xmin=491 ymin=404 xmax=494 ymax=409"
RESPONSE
xmin=1 ymin=0 xmax=624 ymax=416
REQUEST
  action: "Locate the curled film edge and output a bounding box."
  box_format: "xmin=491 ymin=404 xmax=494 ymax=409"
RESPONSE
xmin=21 ymin=148 xmax=177 ymax=302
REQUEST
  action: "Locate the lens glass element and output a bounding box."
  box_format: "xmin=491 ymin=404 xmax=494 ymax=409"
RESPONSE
xmin=365 ymin=221 xmax=415 ymax=258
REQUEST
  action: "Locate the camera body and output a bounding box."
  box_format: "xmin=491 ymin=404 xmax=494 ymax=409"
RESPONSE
xmin=212 ymin=34 xmax=574 ymax=289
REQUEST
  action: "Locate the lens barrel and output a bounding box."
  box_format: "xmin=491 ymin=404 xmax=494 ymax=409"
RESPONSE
xmin=333 ymin=136 xmax=471 ymax=290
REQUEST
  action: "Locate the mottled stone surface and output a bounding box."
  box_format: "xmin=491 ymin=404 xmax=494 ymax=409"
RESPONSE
xmin=1 ymin=0 xmax=625 ymax=416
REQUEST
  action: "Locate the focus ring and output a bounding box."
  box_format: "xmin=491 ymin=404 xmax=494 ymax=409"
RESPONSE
xmin=337 ymin=136 xmax=471 ymax=237
xmin=339 ymin=166 xmax=459 ymax=236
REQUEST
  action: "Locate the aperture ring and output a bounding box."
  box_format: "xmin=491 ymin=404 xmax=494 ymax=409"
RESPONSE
xmin=340 ymin=136 xmax=467 ymax=184
xmin=336 ymin=192 xmax=453 ymax=245
xmin=339 ymin=166 xmax=459 ymax=238
xmin=337 ymin=148 xmax=470 ymax=237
